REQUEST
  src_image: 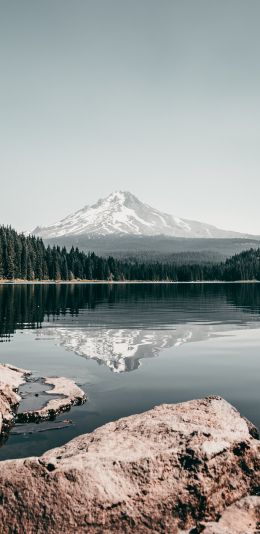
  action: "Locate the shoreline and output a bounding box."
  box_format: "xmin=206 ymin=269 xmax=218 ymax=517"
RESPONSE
xmin=0 ymin=279 xmax=260 ymax=285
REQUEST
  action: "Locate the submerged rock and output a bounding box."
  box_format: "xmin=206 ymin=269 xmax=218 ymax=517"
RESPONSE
xmin=0 ymin=363 xmax=86 ymax=437
xmin=0 ymin=396 xmax=259 ymax=533
xmin=17 ymin=376 xmax=86 ymax=422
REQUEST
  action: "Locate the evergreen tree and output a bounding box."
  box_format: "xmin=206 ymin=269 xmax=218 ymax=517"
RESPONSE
xmin=0 ymin=225 xmax=260 ymax=283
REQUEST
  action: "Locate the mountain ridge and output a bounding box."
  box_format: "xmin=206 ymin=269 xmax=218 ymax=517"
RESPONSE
xmin=33 ymin=191 xmax=256 ymax=240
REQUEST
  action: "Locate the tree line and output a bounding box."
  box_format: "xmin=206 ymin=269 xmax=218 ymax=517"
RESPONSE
xmin=0 ymin=225 xmax=260 ymax=282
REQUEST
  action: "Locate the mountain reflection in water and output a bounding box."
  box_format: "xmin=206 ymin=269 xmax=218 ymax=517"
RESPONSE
xmin=1 ymin=283 xmax=260 ymax=372
xmin=35 ymin=322 xmax=252 ymax=373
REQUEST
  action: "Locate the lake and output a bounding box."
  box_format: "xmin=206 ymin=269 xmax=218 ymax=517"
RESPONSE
xmin=0 ymin=282 xmax=259 ymax=460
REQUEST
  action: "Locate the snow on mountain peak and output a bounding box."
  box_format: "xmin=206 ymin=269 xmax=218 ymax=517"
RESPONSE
xmin=32 ymin=191 xmax=249 ymax=239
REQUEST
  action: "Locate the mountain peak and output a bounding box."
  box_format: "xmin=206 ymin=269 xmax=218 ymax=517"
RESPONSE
xmin=33 ymin=191 xmax=250 ymax=240
xmin=100 ymin=190 xmax=139 ymax=204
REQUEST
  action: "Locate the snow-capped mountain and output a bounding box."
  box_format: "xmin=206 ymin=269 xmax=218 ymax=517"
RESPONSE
xmin=33 ymin=191 xmax=250 ymax=239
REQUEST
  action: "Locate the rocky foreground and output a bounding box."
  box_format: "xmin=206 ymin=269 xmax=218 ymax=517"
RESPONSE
xmin=0 ymin=396 xmax=259 ymax=533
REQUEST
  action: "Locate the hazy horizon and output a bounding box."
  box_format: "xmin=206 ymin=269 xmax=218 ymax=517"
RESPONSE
xmin=0 ymin=1 xmax=260 ymax=234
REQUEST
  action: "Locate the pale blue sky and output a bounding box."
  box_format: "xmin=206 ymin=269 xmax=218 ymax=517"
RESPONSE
xmin=0 ymin=0 xmax=259 ymax=233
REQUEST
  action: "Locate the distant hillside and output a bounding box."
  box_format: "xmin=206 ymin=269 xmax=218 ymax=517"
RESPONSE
xmin=44 ymin=235 xmax=260 ymax=263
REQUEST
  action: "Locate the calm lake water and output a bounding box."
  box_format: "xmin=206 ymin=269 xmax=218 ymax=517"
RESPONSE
xmin=0 ymin=283 xmax=259 ymax=460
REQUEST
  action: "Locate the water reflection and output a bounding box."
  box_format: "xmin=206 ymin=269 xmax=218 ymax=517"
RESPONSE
xmin=1 ymin=283 xmax=260 ymax=337
xmin=35 ymin=322 xmax=247 ymax=372
xmin=1 ymin=283 xmax=260 ymax=371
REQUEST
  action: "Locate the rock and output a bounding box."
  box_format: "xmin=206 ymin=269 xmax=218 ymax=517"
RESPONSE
xmin=201 ymin=496 xmax=260 ymax=533
xmin=0 ymin=396 xmax=259 ymax=533
xmin=0 ymin=364 xmax=31 ymax=389
xmin=0 ymin=364 xmax=30 ymax=436
xmin=0 ymin=363 xmax=86 ymax=437
xmin=17 ymin=377 xmax=87 ymax=422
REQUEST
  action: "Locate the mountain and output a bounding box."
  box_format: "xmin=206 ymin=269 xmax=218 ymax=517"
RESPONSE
xmin=32 ymin=191 xmax=254 ymax=240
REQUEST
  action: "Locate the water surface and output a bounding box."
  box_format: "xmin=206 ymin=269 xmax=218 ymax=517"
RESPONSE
xmin=0 ymin=283 xmax=259 ymax=460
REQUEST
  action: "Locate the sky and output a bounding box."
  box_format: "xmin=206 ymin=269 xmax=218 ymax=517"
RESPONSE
xmin=0 ymin=0 xmax=260 ymax=234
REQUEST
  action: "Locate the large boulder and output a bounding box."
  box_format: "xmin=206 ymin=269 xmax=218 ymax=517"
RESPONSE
xmin=0 ymin=396 xmax=259 ymax=533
